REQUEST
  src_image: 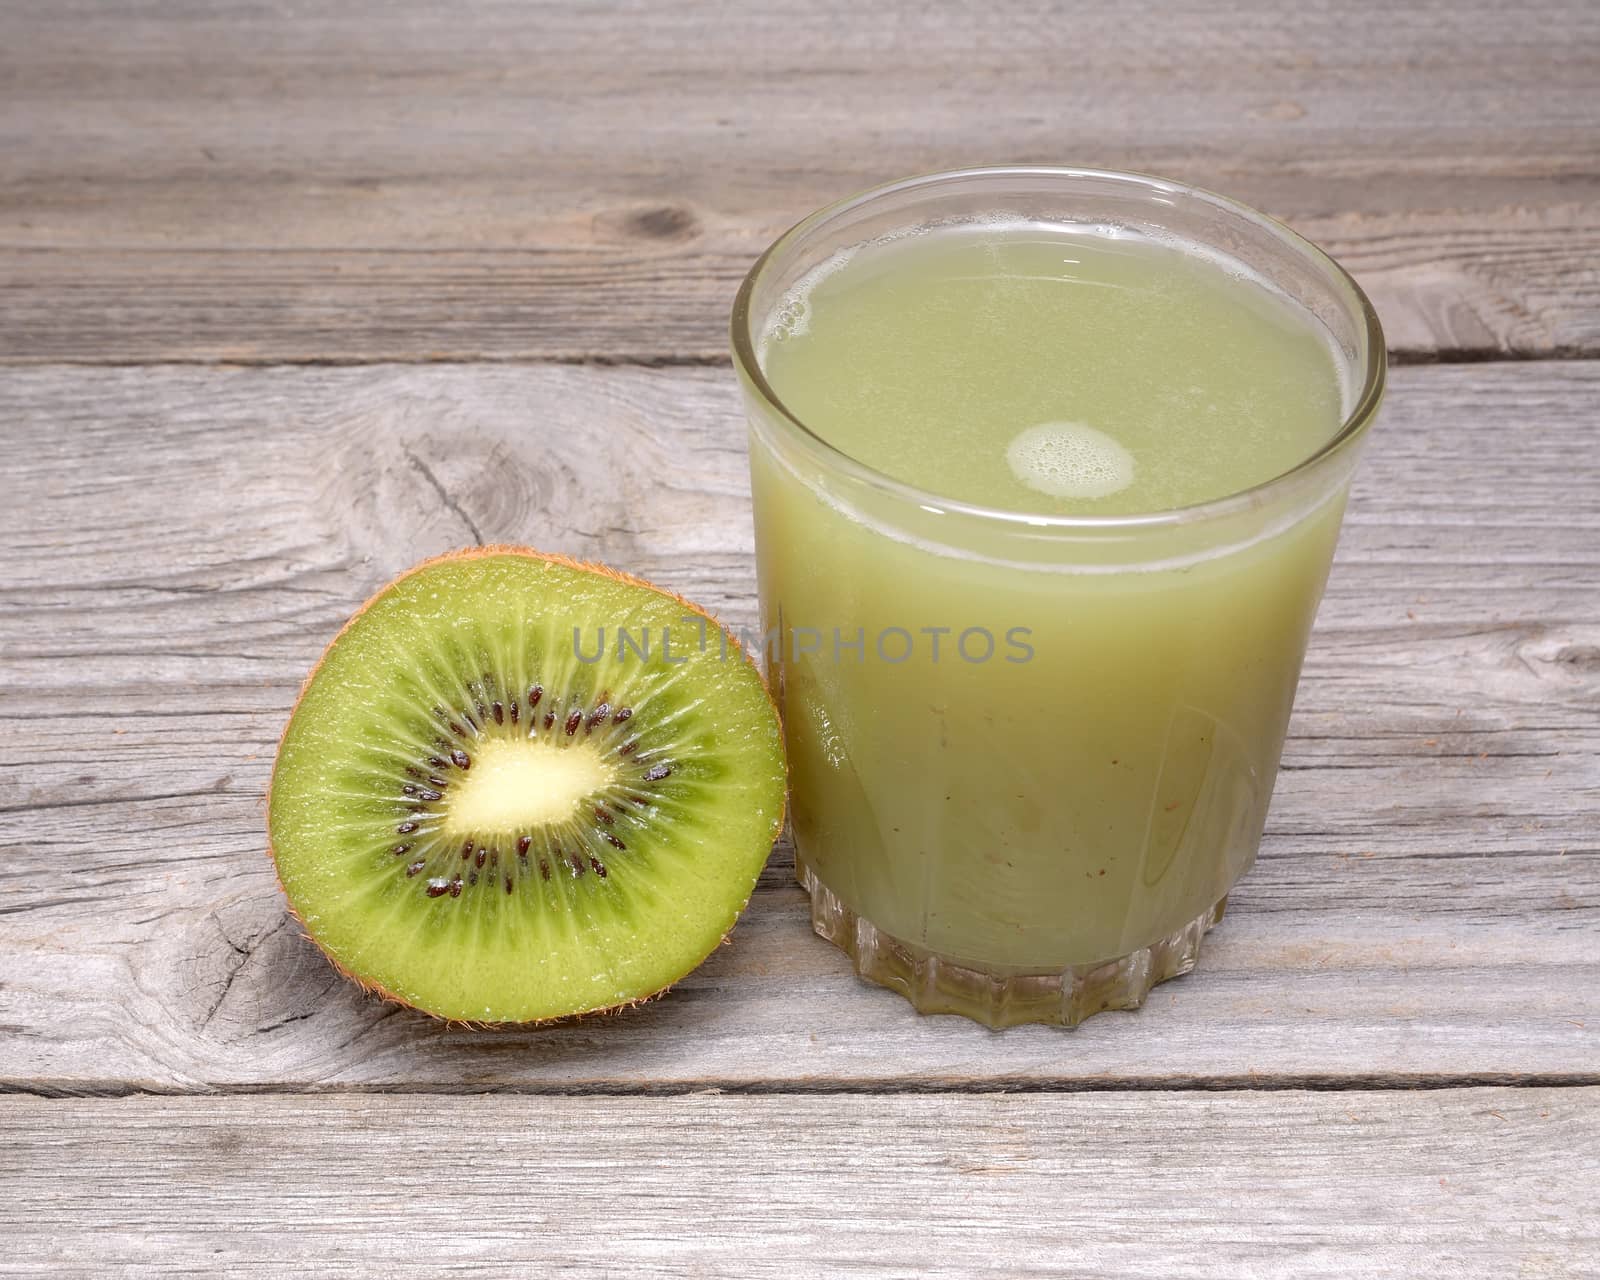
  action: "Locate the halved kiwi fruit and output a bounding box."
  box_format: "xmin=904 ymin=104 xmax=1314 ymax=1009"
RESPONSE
xmin=267 ymin=547 xmax=786 ymax=1023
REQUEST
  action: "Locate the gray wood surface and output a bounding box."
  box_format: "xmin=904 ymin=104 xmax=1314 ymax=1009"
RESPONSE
xmin=3 ymin=0 xmax=1599 ymax=363
xmin=3 ymin=1089 xmax=1596 ymax=1278
xmin=3 ymin=360 xmax=1596 ymax=1092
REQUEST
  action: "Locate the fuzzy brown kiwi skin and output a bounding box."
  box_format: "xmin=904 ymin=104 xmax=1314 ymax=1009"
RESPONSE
xmin=265 ymin=544 xmax=788 ymax=1027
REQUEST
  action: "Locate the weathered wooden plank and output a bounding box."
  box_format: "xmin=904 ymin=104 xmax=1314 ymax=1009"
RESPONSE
xmin=1 ymin=1090 xmax=1595 ymax=1277
xmin=2 ymin=0 xmax=1597 ymax=361
xmin=1 ymin=361 xmax=1597 ymax=1089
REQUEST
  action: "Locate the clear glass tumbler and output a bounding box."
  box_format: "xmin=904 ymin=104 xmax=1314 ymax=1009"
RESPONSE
xmin=731 ymin=168 xmax=1384 ymax=1027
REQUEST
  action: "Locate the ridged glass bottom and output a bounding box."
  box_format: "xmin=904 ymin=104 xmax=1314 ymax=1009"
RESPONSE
xmin=798 ymin=858 xmax=1227 ymax=1029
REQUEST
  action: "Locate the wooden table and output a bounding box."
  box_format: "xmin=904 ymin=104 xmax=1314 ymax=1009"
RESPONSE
xmin=4 ymin=3 xmax=1597 ymax=1274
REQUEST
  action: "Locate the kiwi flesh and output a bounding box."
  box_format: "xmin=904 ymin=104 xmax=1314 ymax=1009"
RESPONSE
xmin=267 ymin=546 xmax=786 ymax=1023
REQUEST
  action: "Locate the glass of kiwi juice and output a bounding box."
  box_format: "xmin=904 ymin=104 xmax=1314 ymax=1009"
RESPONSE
xmin=730 ymin=167 xmax=1385 ymax=1028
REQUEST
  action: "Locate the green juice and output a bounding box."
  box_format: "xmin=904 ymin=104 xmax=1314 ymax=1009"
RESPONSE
xmin=746 ymin=218 xmax=1357 ymax=978
xmin=758 ymin=227 xmax=1342 ymax=515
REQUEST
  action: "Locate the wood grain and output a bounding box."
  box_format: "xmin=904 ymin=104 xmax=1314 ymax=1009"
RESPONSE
xmin=1 ymin=1090 xmax=1595 ymax=1277
xmin=2 ymin=0 xmax=1598 ymax=362
xmin=2 ymin=359 xmax=1596 ymax=1092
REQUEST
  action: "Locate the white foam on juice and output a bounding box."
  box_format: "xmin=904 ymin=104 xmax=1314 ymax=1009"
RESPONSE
xmin=756 ymin=245 xmax=858 ymax=368
xmin=1006 ymin=420 xmax=1135 ymax=500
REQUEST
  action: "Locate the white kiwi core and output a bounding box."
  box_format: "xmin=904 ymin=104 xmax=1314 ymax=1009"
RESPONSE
xmin=442 ymin=737 xmax=618 ymax=836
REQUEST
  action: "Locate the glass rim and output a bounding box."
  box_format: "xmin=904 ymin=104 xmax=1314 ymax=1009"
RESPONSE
xmin=730 ymin=165 xmax=1387 ymax=532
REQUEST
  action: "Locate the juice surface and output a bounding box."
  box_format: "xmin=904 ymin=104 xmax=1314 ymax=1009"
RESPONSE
xmin=759 ymin=222 xmax=1343 ymax=515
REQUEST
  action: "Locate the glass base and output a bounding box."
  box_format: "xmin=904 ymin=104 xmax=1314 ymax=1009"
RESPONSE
xmin=798 ymin=858 xmax=1227 ymax=1029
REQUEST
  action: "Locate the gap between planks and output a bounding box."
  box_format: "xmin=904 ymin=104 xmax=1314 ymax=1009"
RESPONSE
xmin=0 ymin=348 xmax=1591 ymax=370
xmin=5 ymin=1072 xmax=1600 ymax=1102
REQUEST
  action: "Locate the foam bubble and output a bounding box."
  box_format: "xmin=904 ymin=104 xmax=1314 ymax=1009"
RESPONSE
xmin=1006 ymin=421 xmax=1135 ymax=500
xmin=756 ymin=245 xmax=857 ymax=368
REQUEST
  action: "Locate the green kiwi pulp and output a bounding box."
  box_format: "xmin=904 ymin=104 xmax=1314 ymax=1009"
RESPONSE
xmin=268 ymin=547 xmax=787 ymax=1023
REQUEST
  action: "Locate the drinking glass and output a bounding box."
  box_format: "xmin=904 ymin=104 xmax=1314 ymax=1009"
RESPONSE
xmin=731 ymin=168 xmax=1384 ymax=1027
